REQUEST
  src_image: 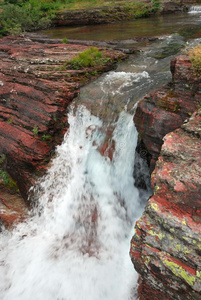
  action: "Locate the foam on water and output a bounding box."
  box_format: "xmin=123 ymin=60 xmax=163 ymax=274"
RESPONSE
xmin=189 ymin=6 xmax=201 ymax=14
xmin=100 ymin=71 xmax=150 ymax=96
xmin=0 ymin=106 xmax=142 ymax=300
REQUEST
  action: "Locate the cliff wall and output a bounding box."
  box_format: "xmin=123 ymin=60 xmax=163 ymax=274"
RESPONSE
xmin=0 ymin=36 xmax=125 ymax=228
xmin=131 ymin=54 xmax=201 ymax=299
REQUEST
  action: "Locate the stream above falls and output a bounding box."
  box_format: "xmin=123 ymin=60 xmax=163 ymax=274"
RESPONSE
xmin=40 ymin=12 xmax=201 ymax=42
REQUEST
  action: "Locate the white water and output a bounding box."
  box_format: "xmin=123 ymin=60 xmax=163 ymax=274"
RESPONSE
xmin=0 ymin=105 xmax=142 ymax=300
xmin=189 ymin=6 xmax=201 ymax=14
xmin=0 ymin=33 xmax=184 ymax=299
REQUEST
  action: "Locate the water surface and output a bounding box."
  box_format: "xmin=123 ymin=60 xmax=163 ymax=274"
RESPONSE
xmin=40 ymin=13 xmax=201 ymax=41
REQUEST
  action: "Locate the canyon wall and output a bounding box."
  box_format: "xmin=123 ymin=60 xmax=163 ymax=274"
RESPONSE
xmin=131 ymin=54 xmax=201 ymax=299
xmin=0 ymin=36 xmax=125 ymax=228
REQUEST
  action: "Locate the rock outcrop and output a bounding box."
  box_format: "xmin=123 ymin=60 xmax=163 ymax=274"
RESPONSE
xmin=131 ymin=55 xmax=201 ymax=298
xmin=134 ymin=54 xmax=201 ymax=172
xmin=131 ymin=110 xmax=201 ymax=299
xmin=0 ymin=35 xmax=125 ymax=227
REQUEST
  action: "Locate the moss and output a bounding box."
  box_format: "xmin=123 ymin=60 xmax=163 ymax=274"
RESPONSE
xmin=32 ymin=125 xmax=39 ymax=136
xmin=162 ymin=259 xmax=196 ymax=286
xmin=0 ymin=168 xmax=19 ymax=192
xmin=157 ymin=91 xmax=180 ymax=113
xmin=189 ymin=45 xmax=201 ymax=78
xmin=42 ymin=134 xmax=52 ymax=141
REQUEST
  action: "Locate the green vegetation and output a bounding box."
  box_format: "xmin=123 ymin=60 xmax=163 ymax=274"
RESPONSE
xmin=62 ymin=46 xmax=110 ymax=70
xmin=32 ymin=125 xmax=39 ymax=136
xmin=42 ymin=134 xmax=52 ymax=141
xmin=62 ymin=38 xmax=68 ymax=44
xmin=0 ymin=0 xmax=57 ymax=35
xmin=189 ymin=45 xmax=201 ymax=78
xmin=0 ymin=0 xmax=161 ymax=36
xmin=0 ymin=169 xmax=18 ymax=190
xmin=8 ymin=117 xmax=13 ymax=124
xmin=0 ymin=154 xmax=19 ymax=191
xmin=152 ymin=0 xmax=161 ymax=12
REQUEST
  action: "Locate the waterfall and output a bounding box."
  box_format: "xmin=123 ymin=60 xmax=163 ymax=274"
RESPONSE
xmin=0 ymin=34 xmax=179 ymax=299
xmin=189 ymin=6 xmax=201 ymax=13
xmin=0 ymin=105 xmax=142 ymax=300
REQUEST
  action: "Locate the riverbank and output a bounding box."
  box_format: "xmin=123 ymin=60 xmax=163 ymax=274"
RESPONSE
xmin=52 ymin=1 xmax=191 ymax=27
xmin=0 ymin=0 xmax=197 ymax=36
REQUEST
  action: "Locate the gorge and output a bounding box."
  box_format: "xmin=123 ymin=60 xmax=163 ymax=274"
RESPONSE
xmin=0 ymin=2 xmax=201 ymax=300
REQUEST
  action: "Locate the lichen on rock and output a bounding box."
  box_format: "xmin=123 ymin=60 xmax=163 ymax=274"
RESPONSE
xmin=131 ymin=54 xmax=201 ymax=299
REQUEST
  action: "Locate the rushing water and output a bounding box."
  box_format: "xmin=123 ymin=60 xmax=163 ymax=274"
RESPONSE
xmin=0 ymin=107 xmax=140 ymax=300
xmin=0 ymin=12 xmax=201 ymax=300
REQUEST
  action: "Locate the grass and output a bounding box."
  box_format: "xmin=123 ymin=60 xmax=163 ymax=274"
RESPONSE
xmin=32 ymin=125 xmax=39 ymax=136
xmin=189 ymin=45 xmax=201 ymax=78
xmin=61 ymin=46 xmax=111 ymax=70
xmin=0 ymin=154 xmax=19 ymax=192
xmin=62 ymin=38 xmax=68 ymax=44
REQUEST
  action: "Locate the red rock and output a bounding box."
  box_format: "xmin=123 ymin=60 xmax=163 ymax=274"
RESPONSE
xmin=0 ymin=35 xmax=125 ymax=227
xmin=0 ymin=190 xmax=28 ymax=229
xmin=131 ymin=109 xmax=201 ymax=299
xmin=134 ymin=54 xmax=201 ymax=172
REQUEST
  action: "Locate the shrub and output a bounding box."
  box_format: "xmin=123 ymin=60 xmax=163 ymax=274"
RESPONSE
xmin=0 ymin=0 xmax=55 ymax=35
xmin=32 ymin=125 xmax=39 ymax=136
xmin=0 ymin=168 xmax=19 ymax=190
xmin=62 ymin=38 xmax=68 ymax=44
xmin=152 ymin=0 xmax=161 ymax=12
xmin=189 ymin=45 xmax=201 ymax=78
xmin=67 ymin=46 xmax=109 ymax=69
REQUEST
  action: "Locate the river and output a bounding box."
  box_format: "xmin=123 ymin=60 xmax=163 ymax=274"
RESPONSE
xmin=0 ymin=10 xmax=201 ymax=300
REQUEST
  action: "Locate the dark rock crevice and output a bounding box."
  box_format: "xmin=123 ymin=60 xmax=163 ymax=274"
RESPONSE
xmin=131 ymin=54 xmax=201 ymax=299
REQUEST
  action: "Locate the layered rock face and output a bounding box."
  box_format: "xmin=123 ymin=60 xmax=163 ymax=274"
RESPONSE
xmin=134 ymin=54 xmax=201 ymax=172
xmin=0 ymin=36 xmax=124 ymax=227
xmin=131 ymin=110 xmax=201 ymax=299
xmin=131 ymin=56 xmax=201 ymax=298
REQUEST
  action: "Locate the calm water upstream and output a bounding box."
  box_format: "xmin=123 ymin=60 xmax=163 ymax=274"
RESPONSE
xmin=0 ymin=11 xmax=201 ymax=300
xmin=40 ymin=12 xmax=201 ymax=41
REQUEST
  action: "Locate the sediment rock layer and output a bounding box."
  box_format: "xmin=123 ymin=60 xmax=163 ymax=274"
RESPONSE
xmin=131 ymin=54 xmax=201 ymax=299
xmin=134 ymin=54 xmax=201 ymax=172
xmin=0 ymin=35 xmax=124 ymax=227
xmin=131 ymin=110 xmax=201 ymax=299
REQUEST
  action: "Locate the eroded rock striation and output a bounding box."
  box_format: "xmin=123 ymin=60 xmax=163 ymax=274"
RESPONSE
xmin=0 ymin=35 xmax=125 ymax=227
xmin=134 ymin=54 xmax=201 ymax=172
xmin=131 ymin=55 xmax=201 ymax=298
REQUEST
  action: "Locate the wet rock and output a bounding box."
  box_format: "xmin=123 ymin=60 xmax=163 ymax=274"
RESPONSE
xmin=134 ymin=54 xmax=201 ymax=172
xmin=0 ymin=35 xmax=125 ymax=227
xmin=0 ymin=190 xmax=28 ymax=229
xmin=130 ymin=109 xmax=201 ymax=299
